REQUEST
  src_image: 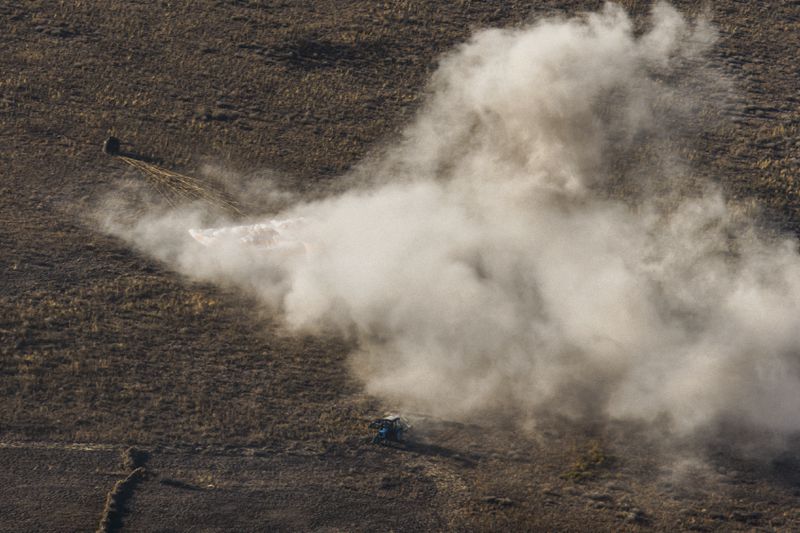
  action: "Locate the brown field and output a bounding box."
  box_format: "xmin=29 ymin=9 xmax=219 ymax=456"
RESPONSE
xmin=2 ymin=1 xmax=800 ymax=531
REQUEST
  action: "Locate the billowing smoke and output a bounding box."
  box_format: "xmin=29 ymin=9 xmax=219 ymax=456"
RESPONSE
xmin=102 ymin=3 xmax=800 ymax=440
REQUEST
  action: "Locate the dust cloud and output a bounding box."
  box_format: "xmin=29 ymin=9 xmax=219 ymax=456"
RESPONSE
xmin=102 ymin=3 xmax=800 ymax=442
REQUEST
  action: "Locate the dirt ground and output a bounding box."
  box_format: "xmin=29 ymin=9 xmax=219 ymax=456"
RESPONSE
xmin=2 ymin=1 xmax=800 ymax=531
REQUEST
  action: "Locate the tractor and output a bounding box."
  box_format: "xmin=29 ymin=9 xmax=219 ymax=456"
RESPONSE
xmin=369 ymin=415 xmax=410 ymax=445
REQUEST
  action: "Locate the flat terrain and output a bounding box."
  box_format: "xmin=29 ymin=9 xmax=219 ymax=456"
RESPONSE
xmin=2 ymin=1 xmax=800 ymax=531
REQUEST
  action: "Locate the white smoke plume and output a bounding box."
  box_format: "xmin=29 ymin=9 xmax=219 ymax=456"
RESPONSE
xmin=102 ymin=3 xmax=800 ymax=440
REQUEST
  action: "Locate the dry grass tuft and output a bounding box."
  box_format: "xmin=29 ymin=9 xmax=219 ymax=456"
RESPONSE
xmin=562 ymin=441 xmax=614 ymax=481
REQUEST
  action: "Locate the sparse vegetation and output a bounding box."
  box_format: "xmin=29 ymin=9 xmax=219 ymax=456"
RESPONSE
xmin=562 ymin=441 xmax=614 ymax=482
xmin=2 ymin=0 xmax=800 ymax=531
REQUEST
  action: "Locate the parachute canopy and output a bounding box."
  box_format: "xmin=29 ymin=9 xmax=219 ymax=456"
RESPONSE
xmin=189 ymin=217 xmax=308 ymax=253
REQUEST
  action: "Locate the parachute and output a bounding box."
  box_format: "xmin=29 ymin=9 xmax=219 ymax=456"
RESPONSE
xmin=101 ymin=137 xmax=307 ymax=254
xmin=188 ymin=217 xmax=309 ymax=253
xmin=103 ymin=136 xmax=243 ymax=215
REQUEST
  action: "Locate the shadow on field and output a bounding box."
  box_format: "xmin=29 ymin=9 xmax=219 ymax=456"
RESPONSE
xmin=392 ymin=440 xmax=478 ymax=468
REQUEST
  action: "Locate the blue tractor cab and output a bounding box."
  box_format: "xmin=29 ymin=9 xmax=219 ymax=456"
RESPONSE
xmin=369 ymin=415 xmax=410 ymax=444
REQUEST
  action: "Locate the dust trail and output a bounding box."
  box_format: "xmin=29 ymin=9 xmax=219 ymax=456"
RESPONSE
xmin=102 ymin=3 xmax=800 ymax=443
